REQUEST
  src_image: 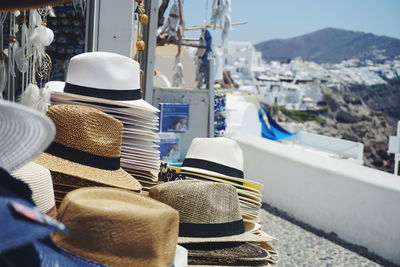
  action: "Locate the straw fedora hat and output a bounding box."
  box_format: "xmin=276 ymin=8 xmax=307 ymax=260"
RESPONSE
xmin=149 ymin=180 xmax=275 ymax=244
xmin=0 ymin=100 xmax=55 ymax=173
xmin=0 ymin=0 xmax=70 ymax=11
xmin=12 ymin=162 xmax=57 ymax=217
xmin=52 ymin=187 xmax=179 ymax=267
xmin=46 ymin=52 xmax=158 ymax=113
xmin=35 ymin=105 xmax=141 ymax=192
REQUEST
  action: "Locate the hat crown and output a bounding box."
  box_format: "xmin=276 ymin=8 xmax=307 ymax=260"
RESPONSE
xmin=47 ymin=105 xmax=122 ymax=157
xmin=53 ymin=187 xmax=179 ymax=266
xmin=66 ymin=52 xmax=140 ymax=90
xmin=149 ymin=180 xmax=242 ymax=224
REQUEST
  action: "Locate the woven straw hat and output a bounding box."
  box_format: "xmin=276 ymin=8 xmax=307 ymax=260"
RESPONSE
xmin=12 ymin=162 xmax=56 ymax=216
xmin=46 ymin=52 xmax=158 ymax=113
xmin=185 ymin=242 xmax=271 ymax=266
xmin=0 ymin=0 xmax=70 ymax=11
xmin=149 ymin=180 xmax=275 ymax=244
xmin=0 ymin=100 xmax=55 ymax=173
xmin=34 ymin=105 xmax=141 ymax=192
xmin=52 ymin=187 xmax=179 ymax=267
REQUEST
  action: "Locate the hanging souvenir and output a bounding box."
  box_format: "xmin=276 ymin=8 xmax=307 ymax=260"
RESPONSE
xmin=172 ymin=55 xmax=184 ymax=87
xmin=158 ymin=1 xmax=180 ymax=42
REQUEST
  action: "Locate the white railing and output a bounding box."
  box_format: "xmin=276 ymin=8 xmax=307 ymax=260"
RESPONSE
xmin=232 ymin=133 xmax=400 ymax=265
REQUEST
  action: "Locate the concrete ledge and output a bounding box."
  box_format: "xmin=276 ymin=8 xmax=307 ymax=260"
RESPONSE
xmin=232 ymin=133 xmax=400 ymax=264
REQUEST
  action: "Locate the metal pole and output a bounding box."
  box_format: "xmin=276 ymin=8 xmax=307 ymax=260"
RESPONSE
xmin=140 ymin=0 xmax=158 ymax=105
xmin=207 ymin=58 xmax=215 ymax=137
xmin=85 ymin=0 xmax=99 ymax=52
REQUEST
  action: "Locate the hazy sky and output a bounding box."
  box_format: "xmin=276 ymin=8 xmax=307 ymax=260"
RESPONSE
xmin=182 ymin=0 xmax=400 ymax=44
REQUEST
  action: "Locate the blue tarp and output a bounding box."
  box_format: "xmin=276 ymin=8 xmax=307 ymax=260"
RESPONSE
xmin=259 ymin=103 xmax=296 ymax=140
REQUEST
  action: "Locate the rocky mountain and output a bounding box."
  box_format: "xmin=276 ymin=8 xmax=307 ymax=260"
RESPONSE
xmin=255 ymin=28 xmax=400 ymax=63
xmin=349 ymin=78 xmax=400 ymax=125
xmin=303 ymin=86 xmax=395 ymax=172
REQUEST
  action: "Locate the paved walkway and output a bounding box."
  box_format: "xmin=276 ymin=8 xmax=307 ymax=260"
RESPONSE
xmin=260 ymin=204 xmax=397 ymax=267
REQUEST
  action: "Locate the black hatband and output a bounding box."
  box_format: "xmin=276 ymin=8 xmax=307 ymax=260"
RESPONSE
xmin=179 ymin=219 xmax=245 ymax=238
xmin=182 ymin=158 xmax=244 ymax=178
xmin=64 ymin=82 xmax=141 ymax=101
xmin=46 ymin=142 xmax=120 ymax=170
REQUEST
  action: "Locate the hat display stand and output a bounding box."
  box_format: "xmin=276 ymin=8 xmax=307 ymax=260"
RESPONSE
xmin=0 ymin=2 xmax=281 ymax=265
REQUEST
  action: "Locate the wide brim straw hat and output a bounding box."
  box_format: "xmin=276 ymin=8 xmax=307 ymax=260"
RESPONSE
xmin=35 ymin=154 xmax=141 ymax=191
xmin=184 ymin=242 xmax=271 ymax=266
xmin=34 ymin=105 xmax=141 ymax=192
xmin=45 ymin=52 xmax=159 ymax=113
xmin=0 ymin=100 xmax=55 ymax=173
xmin=149 ymin=180 xmax=276 ymax=244
xmin=12 ymin=162 xmax=56 ymax=216
xmin=0 ymin=0 xmax=70 ymax=11
xmin=52 ymin=187 xmax=179 ymax=267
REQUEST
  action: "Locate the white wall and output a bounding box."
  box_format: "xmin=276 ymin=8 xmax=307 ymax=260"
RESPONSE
xmin=232 ymin=133 xmax=400 ymax=265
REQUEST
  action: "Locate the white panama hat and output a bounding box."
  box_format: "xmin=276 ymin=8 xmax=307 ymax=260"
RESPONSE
xmin=181 ymin=137 xmax=246 ymax=180
xmin=0 ymin=100 xmax=55 ymax=172
xmin=12 ymin=161 xmax=56 ymax=215
xmin=46 ymin=52 xmax=158 ymax=113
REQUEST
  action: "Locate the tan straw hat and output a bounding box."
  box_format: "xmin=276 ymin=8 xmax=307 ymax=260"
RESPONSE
xmin=52 ymin=187 xmax=179 ymax=267
xmin=35 ymin=105 xmax=141 ymax=192
xmin=149 ymin=180 xmax=275 ymax=244
xmin=12 ymin=161 xmax=57 ymax=217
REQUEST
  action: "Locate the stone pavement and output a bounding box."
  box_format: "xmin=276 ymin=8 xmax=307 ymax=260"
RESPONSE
xmin=260 ymin=204 xmax=398 ymax=267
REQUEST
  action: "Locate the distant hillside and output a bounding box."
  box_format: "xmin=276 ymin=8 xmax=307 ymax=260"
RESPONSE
xmin=255 ymin=28 xmax=400 ymax=63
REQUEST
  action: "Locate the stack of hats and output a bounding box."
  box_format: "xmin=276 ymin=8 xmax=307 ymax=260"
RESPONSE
xmin=0 ymin=100 xmax=106 ymax=266
xmin=178 ymin=137 xmax=264 ymax=224
xmin=34 ymin=104 xmax=142 ymax=205
xmin=46 ymin=52 xmax=160 ymax=190
xmin=150 ymin=180 xmax=277 ymax=266
xmin=0 ymin=100 xmax=186 ymax=267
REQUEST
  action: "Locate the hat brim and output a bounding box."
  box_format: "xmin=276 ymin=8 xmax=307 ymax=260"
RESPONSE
xmin=34 ymin=152 xmax=142 ymax=192
xmin=178 ymin=229 xmax=276 ymax=244
xmin=48 ymin=82 xmax=159 ymax=113
xmin=185 ymin=242 xmax=271 ymax=266
xmin=180 ymin=169 xmax=263 ymax=191
xmin=0 ymin=100 xmax=55 ymax=173
xmin=2 ymin=238 xmax=105 ymax=267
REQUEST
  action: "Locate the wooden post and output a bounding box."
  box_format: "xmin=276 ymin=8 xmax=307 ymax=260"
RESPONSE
xmin=140 ymin=0 xmax=158 ymax=104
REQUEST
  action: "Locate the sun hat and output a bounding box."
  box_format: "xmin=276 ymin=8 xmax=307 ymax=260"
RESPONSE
xmin=0 ymin=100 xmax=55 ymax=173
xmin=1 ymin=238 xmax=107 ymax=267
xmin=181 ymin=137 xmax=245 ymax=179
xmin=12 ymin=161 xmax=57 ymax=217
xmin=181 ymin=137 xmax=263 ymax=190
xmin=184 ymin=242 xmax=271 ymax=266
xmin=52 ymin=187 xmax=179 ymax=267
xmin=46 ymin=51 xmax=158 ymax=113
xmin=0 ymin=0 xmax=70 ymax=11
xmin=149 ymin=180 xmax=275 ymax=244
xmin=0 ymin=168 xmax=106 ymax=266
xmin=34 ymin=104 xmax=142 ymax=192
